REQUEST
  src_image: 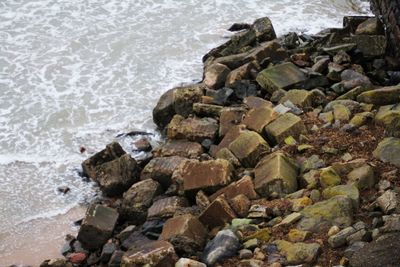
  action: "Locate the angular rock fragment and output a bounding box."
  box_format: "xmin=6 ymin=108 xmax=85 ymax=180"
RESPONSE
xmin=77 ymin=204 xmax=119 ymax=250
xmin=201 ymin=229 xmax=240 ymax=266
xmin=204 ymin=63 xmax=231 ymax=89
xmin=159 ymin=214 xmax=207 ymax=255
xmin=147 ymin=196 xmax=188 ymax=219
xmin=245 ymin=40 xmax=288 ymax=64
xmin=173 ymin=84 xmax=204 ymax=117
xmin=254 ymin=152 xmax=298 ymax=198
xmin=357 ymin=85 xmax=400 ymax=105
xmin=228 ymin=130 xmax=270 ymax=167
xmin=209 ymin=175 xmax=259 ymax=201
xmin=264 ymin=113 xmax=306 ymax=144
xmin=256 ymin=62 xmax=307 ymax=93
xmin=121 ymin=240 xmax=177 ymax=267
xmin=199 ymin=196 xmax=237 ymax=229
xmin=376 ymin=190 xmax=398 ymax=214
xmin=225 ymin=62 xmax=256 ymax=88
xmin=82 ymin=142 xmax=126 ymax=180
xmin=121 ymin=180 xmax=163 ymax=224
xmin=167 ymin=115 xmax=219 ymax=142
xmin=243 ymin=96 xmax=273 ymax=109
xmin=229 ymin=194 xmax=251 ymax=217
xmin=279 ymin=89 xmax=314 ymax=108
xmin=193 ymin=103 xmax=223 ymax=118
xmin=153 ymin=140 xmax=203 ymax=158
xmin=242 ymin=106 xmax=278 ymax=133
xmin=351 ymin=35 xmax=386 ymax=57
xmin=141 ymin=156 xmax=186 ymax=188
xmin=95 ymin=154 xmax=139 ymax=197
xmin=322 ymin=184 xmax=360 ymax=208
xmin=153 ymin=88 xmax=176 ymax=129
xmin=274 ymin=240 xmax=320 ymax=265
xmin=347 ymin=165 xmax=375 ymax=190
xmin=219 ymin=107 xmax=246 ymax=137
xmin=373 ymin=137 xmax=400 ymax=167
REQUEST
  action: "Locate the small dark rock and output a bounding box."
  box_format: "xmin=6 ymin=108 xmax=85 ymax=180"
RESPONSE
xmin=228 ymin=22 xmax=251 ymax=32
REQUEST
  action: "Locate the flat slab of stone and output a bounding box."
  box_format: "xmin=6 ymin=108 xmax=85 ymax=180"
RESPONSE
xmin=153 ymin=140 xmax=203 ymax=158
xmin=141 ymin=156 xmax=186 ymax=188
xmin=147 ymin=196 xmax=188 ymax=219
xmin=180 ymin=159 xmax=232 ymax=194
xmin=357 ymin=85 xmax=400 ymax=105
xmin=167 ymin=115 xmax=219 ymax=142
xmin=77 ymin=204 xmax=119 ymax=250
xmin=209 ymin=175 xmax=259 ymax=201
xmin=254 ymin=152 xmax=298 ymax=198
xmin=121 ymin=240 xmax=177 ymax=267
xmin=199 ymin=196 xmax=237 ymax=229
xmin=159 ymin=214 xmax=207 ymax=254
xmin=256 ymin=62 xmax=307 ymax=93
xmin=228 ymin=130 xmax=270 ymax=168
xmin=279 ymin=89 xmax=314 ymax=108
xmin=243 ymin=96 xmax=273 ymax=109
xmin=298 ymin=196 xmax=353 ymax=232
xmin=373 ymin=137 xmax=400 ymax=167
xmin=242 ymin=106 xmax=278 ymax=133
xmin=265 ymin=113 xmax=306 ymax=145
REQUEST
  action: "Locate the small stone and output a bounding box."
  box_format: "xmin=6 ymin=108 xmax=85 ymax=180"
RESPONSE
xmin=243 ymin=238 xmax=259 ymax=250
xmin=290 ymin=197 xmax=313 ymax=212
xmin=328 ymin=226 xmax=356 ymax=248
xmin=328 ymin=226 xmax=340 ymax=237
xmin=68 ymin=252 xmax=87 ymax=264
xmin=319 ymin=167 xmax=341 ymax=189
xmin=100 ymin=243 xmax=116 ymax=263
xmin=77 ymin=205 xmax=119 ymax=251
xmin=288 ymin=229 xmax=311 ymax=242
xmin=347 ymin=165 xmax=375 ymax=190
xmin=230 ymin=194 xmax=251 ymax=218
xmin=333 ymin=104 xmax=351 ymax=122
xmin=376 ymin=190 xmax=398 ymax=214
xmin=132 ymin=138 xmax=152 ymax=152
xmin=201 ymin=229 xmax=240 ymax=266
xmin=239 ymin=249 xmax=253 ymax=259
xmin=175 ymin=258 xmax=206 ymax=267
xmin=275 ymin=212 xmax=302 ymax=227
xmin=322 ymin=184 xmax=360 ymax=208
xmin=117 ymin=226 xmax=136 ymax=243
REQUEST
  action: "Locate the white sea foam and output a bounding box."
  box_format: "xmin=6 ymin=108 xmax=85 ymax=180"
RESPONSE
xmin=0 ymin=0 xmax=370 ymax=264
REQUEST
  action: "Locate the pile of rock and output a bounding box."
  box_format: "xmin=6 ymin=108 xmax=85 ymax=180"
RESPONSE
xmin=41 ymin=15 xmax=400 ymax=267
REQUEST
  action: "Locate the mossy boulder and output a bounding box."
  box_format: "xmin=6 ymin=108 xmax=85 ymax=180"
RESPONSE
xmin=322 ymin=184 xmax=360 ymax=208
xmin=297 ymin=196 xmax=353 ymax=232
xmin=347 ymin=165 xmax=375 ymax=190
xmin=274 ymin=240 xmax=320 ymax=265
xmin=373 ymin=137 xmax=400 ymax=167
xmin=319 ymin=167 xmax=341 ymax=189
xmin=357 ymin=85 xmax=400 ymax=105
xmin=279 ymin=89 xmax=314 ymax=108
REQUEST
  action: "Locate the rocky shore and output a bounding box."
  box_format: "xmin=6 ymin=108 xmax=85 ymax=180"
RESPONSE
xmin=33 ymin=13 xmax=400 ymax=267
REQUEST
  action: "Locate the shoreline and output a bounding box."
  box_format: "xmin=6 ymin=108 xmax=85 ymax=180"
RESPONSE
xmin=17 ymin=10 xmax=400 ymax=267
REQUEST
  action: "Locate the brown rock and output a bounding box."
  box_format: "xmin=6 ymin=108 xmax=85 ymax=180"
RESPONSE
xmin=245 ymin=40 xmax=288 ymax=64
xmin=264 ymin=113 xmax=306 ymax=145
xmin=132 ymin=138 xmax=152 ymax=152
xmin=121 ymin=240 xmax=177 ymax=267
xmin=243 ymin=96 xmax=274 ymax=109
xmin=174 ymin=84 xmax=204 ymax=117
xmin=210 ymin=175 xmax=259 ymax=201
xmin=219 ymin=107 xmax=246 ymax=137
xmin=225 ymin=62 xmax=257 ymax=88
xmin=193 ymin=103 xmax=223 ymax=118
xmin=228 ymin=130 xmax=270 ymax=168
xmin=242 ymin=106 xmax=278 ymax=133
xmin=204 ymin=63 xmax=231 ymax=89
xmin=153 ymin=140 xmax=203 ymax=158
xmin=214 ymin=124 xmax=247 ymax=156
xmin=215 ymin=147 xmax=241 ymax=168
xmin=159 ymin=214 xmax=207 ymax=254
xmin=147 ymin=196 xmax=189 ymax=219
xmin=199 ymin=196 xmax=237 ymax=228
xmin=229 ymin=194 xmax=251 ymax=217
xmin=167 ymin=115 xmax=219 ymax=142
xmin=141 ymin=156 xmax=186 ymax=188
xmin=153 ymin=88 xmax=176 ymax=129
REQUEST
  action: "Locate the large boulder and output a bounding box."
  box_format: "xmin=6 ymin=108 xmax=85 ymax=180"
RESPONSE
xmin=228 ymin=130 xmax=270 ymax=168
xmin=357 ymin=85 xmax=400 ymax=105
xmin=153 ymin=88 xmax=176 ymax=129
xmin=204 ymin=63 xmax=231 ymax=89
xmin=140 ymin=156 xmax=186 ymax=188
xmin=297 ymin=196 xmax=353 ymax=232
xmin=82 ymin=142 xmax=125 ymax=180
xmin=264 ymin=113 xmax=306 ymax=145
xmin=167 ymin=115 xmax=219 ymax=142
xmin=121 ymin=240 xmax=177 ymax=267
xmin=159 ymin=214 xmax=207 ymax=255
xmin=120 ymin=180 xmax=163 ymax=224
xmin=173 ymin=85 xmax=204 ymax=117
xmin=350 ymin=233 xmax=400 ymax=267
xmin=77 ymin=204 xmax=119 ymax=251
xmin=256 ymin=62 xmax=307 ymax=94
xmin=95 ymin=154 xmax=139 ymax=197
xmin=254 ymin=152 xmax=298 ymax=198
xmin=373 ymin=137 xmax=400 ymax=167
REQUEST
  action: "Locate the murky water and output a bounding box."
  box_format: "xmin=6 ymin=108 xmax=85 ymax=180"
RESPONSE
xmin=0 ymin=0 xmax=370 ymax=265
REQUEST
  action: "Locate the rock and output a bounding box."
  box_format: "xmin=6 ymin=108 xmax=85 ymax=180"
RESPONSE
xmin=264 ymin=113 xmax=306 ymax=145
xmin=349 ymin=233 xmax=400 ymax=267
xmin=82 ymin=142 xmax=125 ymax=180
xmin=256 ymin=62 xmax=308 ymax=94
xmin=215 ymin=147 xmax=241 ymax=167
xmin=57 ymin=186 xmax=70 ymax=194
xmin=351 ymin=35 xmax=386 ymax=57
xmin=274 ymin=240 xmax=320 ymax=265
xmin=109 ymin=250 xmax=124 ymax=267
xmin=204 ymin=63 xmax=231 ymax=89
xmin=336 ymin=86 xmax=373 ymax=101
xmin=347 ymin=165 xmax=375 ymax=190
xmin=153 ymin=89 xmax=176 ymax=129
xmin=344 ymin=241 xmax=366 ymax=259
xmin=225 ymin=62 xmax=256 ymax=88
xmin=355 ymin=18 xmax=383 ymax=35
xmin=213 ymin=124 xmax=247 ymax=156
xmin=245 ymin=40 xmax=288 ymax=64
xmin=312 ymin=57 xmax=330 ymax=74
xmin=212 ymin=87 xmax=234 ymax=105
xmin=322 ymin=184 xmax=360 ymax=208
xmin=333 ymin=51 xmax=351 ymax=65
xmin=132 ymin=138 xmax=152 ymax=152
xmin=357 ymin=85 xmax=400 ymax=105
xmin=159 ymin=214 xmax=207 ymax=255
xmin=328 ymin=225 xmax=340 ymax=237
xmin=77 ymin=204 xmax=119 ymax=251
xmin=275 ymin=212 xmax=303 ymax=227
xmin=219 ymin=107 xmax=246 ymax=137
xmin=323 ymin=43 xmax=356 ymax=55
xmin=252 ymin=16 xmax=277 ymax=42
xmin=279 ymin=89 xmax=314 ymax=108
xmin=380 ymin=214 xmax=400 ymax=233
xmin=167 ymin=115 xmax=219 ymax=142
xmin=117 ymin=226 xmax=136 ymax=243
xmin=297 ymin=196 xmax=353 ymax=232
xmin=376 ymin=190 xmax=398 ymax=214
xmin=121 ymin=180 xmax=163 ymax=224
xmin=121 ymin=240 xmax=177 ymax=267
xmin=67 ymin=252 xmax=87 ymax=264
xmin=333 ymin=104 xmax=351 ymax=122
xmin=300 ymin=170 xmax=319 ymax=189
xmin=178 ymin=159 xmax=231 ymax=194
xmin=209 ymin=175 xmax=259 ymax=201
xmin=141 ymin=156 xmax=186 ymax=188
xmin=201 ymin=229 xmax=240 ymax=266
xmin=100 ymin=243 xmax=116 ymax=263
xmin=228 ymin=130 xmax=270 ymax=168
xmin=242 ymin=106 xmax=278 ymax=134
xmin=175 ymin=258 xmax=206 ymax=267
xmin=254 ymin=152 xmax=298 ymax=198
xmin=154 ymin=140 xmax=203 ymax=158
xmin=243 ymin=96 xmax=273 ymax=109
xmin=147 ymin=196 xmax=188 ymax=219
xmin=199 ymin=196 xmax=237 ymax=228
xmin=319 ymin=167 xmax=341 ymax=189
xmin=288 ymin=229 xmax=311 ymax=242
xmin=40 ymin=259 xmax=73 ymax=267
xmin=193 ymin=103 xmax=223 ymax=118
xmin=239 ymin=249 xmax=253 ymax=260
xmin=290 ymin=196 xmax=313 ymax=212
xmin=329 ymin=226 xmax=357 ymax=248
xmin=231 ymin=80 xmax=257 ymax=100
xmin=212 ymin=52 xmax=251 ymax=70
xmin=173 ymin=84 xmax=204 ymax=117
xmin=95 ymin=154 xmax=139 ymax=197
xmin=230 ymin=194 xmax=251 ymax=218
xmin=347 ymin=228 xmax=371 ymax=244
xmin=373 ymin=138 xmax=400 ymax=167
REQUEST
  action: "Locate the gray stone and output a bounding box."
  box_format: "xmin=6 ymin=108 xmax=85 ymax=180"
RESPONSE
xmin=377 ymin=190 xmax=398 ymax=214
xmin=175 ymin=258 xmax=206 ymax=267
xmin=201 ymin=229 xmax=240 ymax=266
xmin=373 ymin=138 xmax=400 ymax=167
